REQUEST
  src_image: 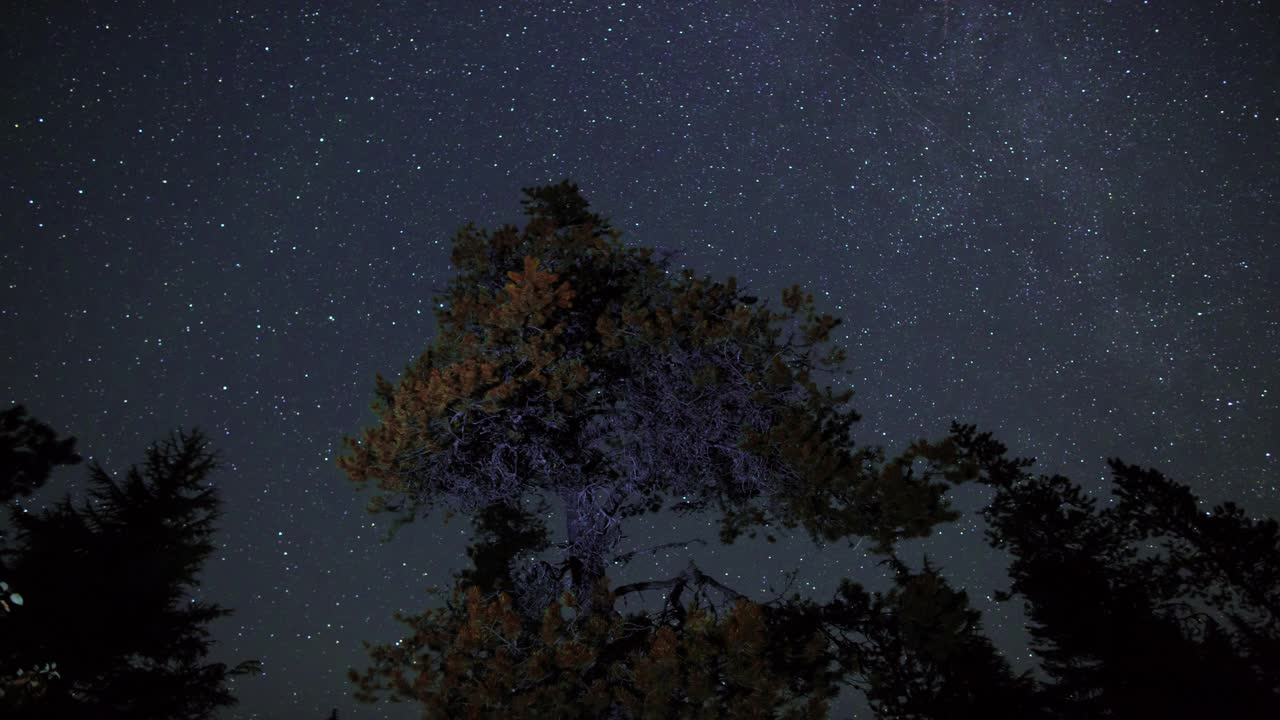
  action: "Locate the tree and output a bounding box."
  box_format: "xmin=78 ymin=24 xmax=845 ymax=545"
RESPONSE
xmin=338 ymin=180 xmax=991 ymax=601
xmin=350 ymin=573 xmax=840 ymax=720
xmin=0 ymin=404 xmax=81 ymax=704
xmin=0 ymin=404 xmax=81 ymax=506
xmin=341 ymin=184 xmax=1280 ymax=716
xmin=979 ymin=427 xmax=1280 ymax=718
xmin=340 ymin=182 xmax=1028 ymax=716
xmin=0 ymin=426 xmax=260 ymax=719
xmin=452 ymin=498 xmax=553 ymax=598
xmin=774 ymin=555 xmax=1043 ymax=720
xmin=0 ymin=577 xmax=62 ymax=707
xmin=349 ymin=509 xmax=1044 ymax=719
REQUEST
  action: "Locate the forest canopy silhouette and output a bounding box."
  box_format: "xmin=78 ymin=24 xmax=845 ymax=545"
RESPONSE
xmin=0 ymin=409 xmax=259 ymax=719
xmin=335 ymin=182 xmax=1280 ymax=718
xmin=2 ymin=183 xmax=1276 ymax=718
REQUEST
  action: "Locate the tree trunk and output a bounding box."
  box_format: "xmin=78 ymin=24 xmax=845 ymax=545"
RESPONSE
xmin=560 ymin=487 xmax=609 ymax=615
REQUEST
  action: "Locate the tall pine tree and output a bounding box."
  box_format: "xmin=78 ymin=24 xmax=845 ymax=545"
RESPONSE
xmin=338 ymin=181 xmax=993 ymax=607
xmin=341 ymin=183 xmax=1028 ymax=717
xmin=0 ymin=425 xmax=260 ymax=719
xmin=341 ymin=185 xmax=1279 ymax=718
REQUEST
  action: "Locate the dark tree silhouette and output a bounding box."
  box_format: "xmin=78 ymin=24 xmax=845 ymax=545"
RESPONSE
xmin=978 ymin=427 xmax=1280 ymax=718
xmin=451 ymin=498 xmax=553 ymax=598
xmin=0 ymin=426 xmax=260 ymax=719
xmin=0 ymin=404 xmax=80 ymax=505
xmin=776 ymin=557 xmax=1046 ymax=720
xmin=0 ymin=405 xmax=83 ymax=700
xmin=341 ymin=183 xmax=1027 ymax=717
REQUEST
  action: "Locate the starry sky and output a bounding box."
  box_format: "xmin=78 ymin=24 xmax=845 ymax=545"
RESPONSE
xmin=3 ymin=1 xmax=1277 ymax=717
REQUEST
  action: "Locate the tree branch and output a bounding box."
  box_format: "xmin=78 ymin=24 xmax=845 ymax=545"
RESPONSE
xmin=610 ymin=537 xmax=707 ymax=566
xmin=613 ymin=560 xmax=749 ymax=606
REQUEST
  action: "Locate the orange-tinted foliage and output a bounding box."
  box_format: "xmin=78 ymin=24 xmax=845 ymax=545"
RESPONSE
xmin=350 ymin=576 xmax=836 ymax=720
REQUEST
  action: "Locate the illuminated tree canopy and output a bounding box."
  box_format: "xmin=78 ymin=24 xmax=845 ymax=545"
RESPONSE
xmin=338 ymin=181 xmax=996 ymax=608
xmin=340 ymin=183 xmax=1278 ymax=719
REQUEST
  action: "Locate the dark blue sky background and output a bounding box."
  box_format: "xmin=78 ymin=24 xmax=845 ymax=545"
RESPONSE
xmin=3 ymin=1 xmax=1277 ymax=717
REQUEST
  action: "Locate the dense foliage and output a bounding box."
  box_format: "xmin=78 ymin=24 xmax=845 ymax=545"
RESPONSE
xmin=341 ymin=184 xmax=1278 ymax=718
xmin=0 ymin=419 xmax=259 ymax=719
xmin=984 ymin=456 xmax=1280 ymax=718
xmin=0 ymin=405 xmax=80 ymax=507
xmin=339 ymin=184 xmax=1042 ymax=716
xmin=337 ymin=182 xmax=996 ymax=606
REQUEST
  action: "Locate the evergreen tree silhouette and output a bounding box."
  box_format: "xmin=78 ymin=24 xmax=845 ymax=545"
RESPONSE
xmin=797 ymin=556 xmax=1046 ymax=719
xmin=451 ymin=497 xmax=553 ymax=597
xmin=0 ymin=404 xmax=82 ymax=702
xmin=0 ymin=404 xmax=80 ymax=506
xmin=0 ymin=425 xmax=260 ymax=719
xmin=975 ymin=424 xmax=1280 ymax=718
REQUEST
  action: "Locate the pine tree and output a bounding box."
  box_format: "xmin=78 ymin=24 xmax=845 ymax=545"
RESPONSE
xmin=338 ymin=181 xmax=992 ymax=603
xmin=979 ymin=427 xmax=1280 ymax=718
xmin=341 ymin=183 xmax=1026 ymax=717
xmin=0 ymin=404 xmax=81 ymax=704
xmin=808 ymin=557 xmax=1045 ymax=719
xmin=0 ymin=404 xmax=80 ymax=505
xmin=452 ymin=498 xmax=553 ymax=597
xmin=0 ymin=427 xmax=260 ymax=719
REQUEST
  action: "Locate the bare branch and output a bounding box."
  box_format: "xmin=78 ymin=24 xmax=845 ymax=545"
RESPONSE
xmin=610 ymin=537 xmax=707 ymax=566
xmin=613 ymin=560 xmax=749 ymax=607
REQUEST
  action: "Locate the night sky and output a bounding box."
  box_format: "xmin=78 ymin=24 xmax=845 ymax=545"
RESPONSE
xmin=3 ymin=1 xmax=1277 ymax=717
